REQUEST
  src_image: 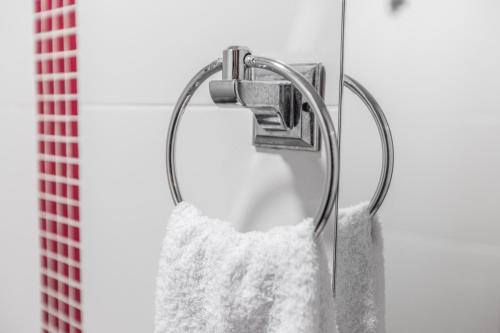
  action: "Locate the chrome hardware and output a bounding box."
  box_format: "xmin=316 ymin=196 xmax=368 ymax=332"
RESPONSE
xmin=209 ymin=46 xmax=325 ymax=151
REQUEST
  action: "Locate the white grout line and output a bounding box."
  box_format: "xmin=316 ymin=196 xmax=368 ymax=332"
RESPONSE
xmin=41 ymin=286 xmax=82 ymax=311
xmin=41 ymin=268 xmax=81 ymax=290
xmin=41 ymin=230 xmax=80 ymax=249
xmin=38 ymin=134 xmax=79 ymax=143
xmin=36 ymin=72 xmax=78 ymax=80
xmin=35 ymin=50 xmax=78 ymax=61
xmin=37 ymin=94 xmax=78 ymax=101
xmin=40 ymin=212 xmax=80 ymax=228
xmin=39 ymin=192 xmax=79 ymax=206
xmin=41 ymin=303 xmax=82 ymax=330
xmin=35 ymin=28 xmax=77 ymax=40
xmin=34 ymin=5 xmax=77 ymax=18
xmin=37 ymin=115 xmax=79 ymax=121
xmin=39 ymin=174 xmax=79 ymax=186
xmin=41 ymin=248 xmax=80 ymax=269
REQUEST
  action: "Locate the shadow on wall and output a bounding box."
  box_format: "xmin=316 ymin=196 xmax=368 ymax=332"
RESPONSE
xmin=390 ymin=0 xmax=407 ymax=13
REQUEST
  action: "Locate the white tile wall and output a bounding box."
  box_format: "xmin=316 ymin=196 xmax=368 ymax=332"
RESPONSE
xmin=1 ymin=0 xmax=500 ymax=332
xmin=0 ymin=2 xmax=39 ymax=333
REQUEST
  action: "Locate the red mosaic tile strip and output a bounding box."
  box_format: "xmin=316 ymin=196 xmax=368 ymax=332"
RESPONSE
xmin=34 ymin=0 xmax=82 ymax=332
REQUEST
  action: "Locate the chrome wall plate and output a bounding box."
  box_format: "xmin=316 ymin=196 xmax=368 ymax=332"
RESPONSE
xmin=252 ymin=63 xmax=325 ymax=151
xmin=209 ymin=50 xmax=325 ymax=152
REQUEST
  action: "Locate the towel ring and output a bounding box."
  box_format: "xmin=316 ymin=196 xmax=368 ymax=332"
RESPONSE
xmin=344 ymin=75 xmax=394 ymax=216
xmin=166 ymin=55 xmax=340 ymax=237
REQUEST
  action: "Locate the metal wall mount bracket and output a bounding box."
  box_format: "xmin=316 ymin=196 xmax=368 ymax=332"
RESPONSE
xmin=209 ymin=46 xmax=325 ymax=151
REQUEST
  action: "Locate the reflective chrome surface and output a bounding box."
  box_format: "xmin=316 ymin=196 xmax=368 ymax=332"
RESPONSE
xmin=344 ymin=75 xmax=394 ymax=216
xmin=210 ymin=46 xmax=325 ymax=151
xmin=166 ymin=48 xmax=340 ymax=239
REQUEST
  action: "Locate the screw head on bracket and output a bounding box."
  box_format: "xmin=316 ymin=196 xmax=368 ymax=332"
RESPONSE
xmin=222 ymin=46 xmax=253 ymax=80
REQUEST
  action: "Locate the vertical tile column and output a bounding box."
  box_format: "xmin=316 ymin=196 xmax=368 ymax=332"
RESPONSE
xmin=34 ymin=1 xmax=82 ymax=332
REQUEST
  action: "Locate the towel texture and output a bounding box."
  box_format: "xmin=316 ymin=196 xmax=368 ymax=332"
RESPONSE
xmin=155 ymin=202 xmax=336 ymax=333
xmin=336 ymin=202 xmax=385 ymax=333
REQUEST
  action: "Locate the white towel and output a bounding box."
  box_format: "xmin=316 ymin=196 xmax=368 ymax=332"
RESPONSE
xmin=335 ymin=202 xmax=385 ymax=333
xmin=155 ymin=202 xmax=337 ymax=333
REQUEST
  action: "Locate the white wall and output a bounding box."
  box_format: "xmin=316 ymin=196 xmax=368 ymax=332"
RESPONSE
xmin=1 ymin=0 xmax=500 ymax=332
xmin=0 ymin=1 xmax=40 ymax=333
xmin=78 ymin=0 xmax=500 ymax=332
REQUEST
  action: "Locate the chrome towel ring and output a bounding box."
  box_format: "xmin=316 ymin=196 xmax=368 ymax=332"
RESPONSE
xmin=344 ymin=75 xmax=394 ymax=216
xmin=165 ymin=51 xmax=340 ymax=237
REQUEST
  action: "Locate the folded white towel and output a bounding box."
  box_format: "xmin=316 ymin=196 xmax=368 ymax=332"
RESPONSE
xmin=155 ymin=202 xmax=337 ymax=333
xmin=335 ymin=202 xmax=385 ymax=333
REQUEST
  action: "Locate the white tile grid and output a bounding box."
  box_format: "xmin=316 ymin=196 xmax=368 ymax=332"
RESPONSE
xmin=35 ymin=3 xmax=82 ymax=333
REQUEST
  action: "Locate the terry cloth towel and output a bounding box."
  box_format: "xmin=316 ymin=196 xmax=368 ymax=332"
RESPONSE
xmin=155 ymin=202 xmax=337 ymax=333
xmin=335 ymin=202 xmax=385 ymax=333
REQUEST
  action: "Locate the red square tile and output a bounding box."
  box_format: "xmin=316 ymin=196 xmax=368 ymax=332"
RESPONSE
xmin=66 ymin=11 xmax=76 ymax=28
xmin=56 ymin=142 xmax=67 ymax=157
xmin=72 ymin=307 xmax=81 ymax=323
xmin=55 ymin=14 xmax=64 ymax=30
xmin=60 ymin=262 xmax=69 ymax=277
xmin=55 ymin=57 xmax=65 ymax=73
xmin=41 ymin=274 xmax=48 ymax=287
xmin=39 ymin=218 xmax=47 ymax=230
xmin=67 ymin=56 xmax=77 ymax=72
xmin=56 ymin=100 xmax=66 ymax=114
xmin=42 ymin=0 xmax=52 ymax=11
xmin=69 ymin=226 xmax=79 ymax=242
xmin=42 ymin=38 xmax=53 ymax=53
xmin=69 ymin=142 xmax=78 ymax=158
xmin=39 ymin=179 xmax=46 ymax=192
xmin=61 ymin=301 xmax=70 ymax=316
xmin=46 ymin=101 xmax=55 ymax=114
xmin=70 ymin=287 xmax=81 ymax=302
xmin=48 ymin=181 xmax=57 ymax=195
xmin=41 ymin=255 xmax=48 ymax=268
xmin=69 ymin=204 xmax=79 ymax=220
xmin=59 ymin=242 xmax=69 ymax=256
xmin=55 ymin=36 xmax=64 ymax=52
xmin=47 ymin=141 xmax=55 ymax=155
xmin=36 ymin=60 xmax=43 ymax=74
xmin=49 ymin=277 xmax=58 ymax=292
xmin=56 ymin=121 xmax=66 ymax=135
xmin=57 ymin=162 xmax=67 ymax=177
xmin=49 ymin=258 xmax=58 ymax=273
xmin=59 ymin=223 xmax=69 ymax=237
xmin=57 ymin=182 xmax=68 ymax=197
xmin=40 ymin=236 xmax=47 ymax=249
xmin=68 ymin=78 xmax=77 ymax=94
xmin=68 ymin=121 xmax=78 ymax=136
xmin=69 ymin=185 xmax=79 ymax=200
xmin=58 ymin=203 xmax=68 ymax=217
xmin=69 ymin=247 xmax=80 ymax=261
xmin=68 ymin=164 xmax=79 ymax=179
xmin=42 ymin=16 xmax=52 ymax=32
xmin=47 ymin=200 xmax=57 ymax=214
xmin=38 ymin=101 xmax=44 ymax=114
xmin=35 ymin=0 xmax=42 ymax=12
xmin=48 ymin=220 xmax=57 ymax=234
xmin=60 ymin=282 xmax=69 ymax=296
xmin=42 ymin=292 xmax=49 ymax=305
xmin=38 ymin=141 xmax=45 ymax=154
xmin=35 ymin=40 xmax=42 ymax=54
xmin=46 ymin=121 xmax=55 ymax=135
xmin=42 ymin=310 xmax=49 ymax=324
xmin=56 ymin=79 xmax=65 ymax=94
xmin=37 ymin=81 xmax=44 ymax=94
xmin=68 ymin=100 xmax=78 ymax=115
xmin=35 ymin=18 xmax=42 ymax=33
xmin=39 ymin=199 xmax=47 ymax=212
xmin=67 ymin=35 xmax=77 ymax=50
